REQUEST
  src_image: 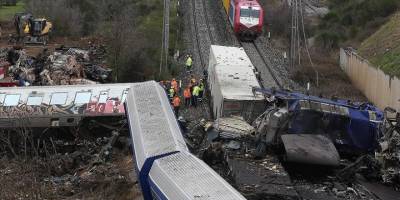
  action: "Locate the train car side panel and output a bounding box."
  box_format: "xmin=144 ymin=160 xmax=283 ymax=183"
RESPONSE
xmin=258 ymin=8 xmax=265 ymax=33
xmin=233 ymin=2 xmax=240 ymax=33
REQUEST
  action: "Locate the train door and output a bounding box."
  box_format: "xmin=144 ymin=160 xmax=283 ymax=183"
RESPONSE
xmin=228 ymin=0 xmax=235 ymax=26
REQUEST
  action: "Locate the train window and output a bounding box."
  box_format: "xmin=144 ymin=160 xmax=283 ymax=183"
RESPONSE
xmin=27 ymin=96 xmax=43 ymax=106
xmin=240 ymin=8 xmax=250 ymax=17
xmin=121 ymin=90 xmax=129 ymax=103
xmin=74 ymin=92 xmax=91 ymax=104
xmin=0 ymin=93 xmax=5 ymax=105
xmin=98 ymin=91 xmax=109 ymax=103
xmin=50 ymin=93 xmax=68 ymax=105
xmin=251 ymin=9 xmax=260 ymax=18
xmin=240 ymin=7 xmax=260 ymax=18
xmin=4 ymin=94 xmax=21 ymax=106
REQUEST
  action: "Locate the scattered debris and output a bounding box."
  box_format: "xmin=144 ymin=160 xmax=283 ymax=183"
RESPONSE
xmin=0 ymin=45 xmax=112 ymax=86
xmin=0 ymin=122 xmax=138 ymax=199
xmin=376 ymin=108 xmax=400 ymax=190
xmin=212 ymin=116 xmax=255 ymax=139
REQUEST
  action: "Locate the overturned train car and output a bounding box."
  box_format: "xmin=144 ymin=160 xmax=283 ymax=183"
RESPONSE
xmin=208 ymin=45 xmax=265 ymax=121
xmin=254 ymin=87 xmax=384 ymax=165
xmin=125 ymin=81 xmax=246 ymax=200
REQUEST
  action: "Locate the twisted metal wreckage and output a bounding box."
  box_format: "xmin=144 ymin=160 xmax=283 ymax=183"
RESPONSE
xmin=0 ymin=46 xmax=112 ymax=87
xmin=250 ymin=87 xmax=399 ymax=189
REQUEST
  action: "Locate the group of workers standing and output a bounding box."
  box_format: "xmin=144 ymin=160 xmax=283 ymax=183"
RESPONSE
xmin=159 ymin=54 xmax=205 ymax=117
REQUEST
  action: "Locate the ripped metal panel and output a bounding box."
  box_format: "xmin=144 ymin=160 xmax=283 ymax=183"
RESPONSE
xmin=282 ymin=134 xmax=340 ymax=166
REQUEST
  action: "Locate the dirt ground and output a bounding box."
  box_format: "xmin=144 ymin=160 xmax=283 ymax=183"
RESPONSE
xmin=0 ymin=20 xmax=106 ymax=57
xmin=260 ymin=0 xmax=367 ymax=101
xmin=291 ymin=50 xmax=367 ymax=101
xmin=0 ymin=125 xmax=143 ymax=200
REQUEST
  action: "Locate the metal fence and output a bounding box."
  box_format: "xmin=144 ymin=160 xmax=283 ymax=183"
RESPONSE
xmin=340 ymin=48 xmax=400 ymax=110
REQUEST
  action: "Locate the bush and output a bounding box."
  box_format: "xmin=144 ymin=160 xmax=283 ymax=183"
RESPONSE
xmin=316 ymin=0 xmax=400 ymax=49
xmin=25 ymin=0 xmax=83 ymax=36
xmin=316 ymin=31 xmax=341 ymax=49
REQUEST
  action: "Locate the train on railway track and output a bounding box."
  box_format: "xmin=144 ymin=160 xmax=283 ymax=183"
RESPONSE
xmin=222 ymin=0 xmax=264 ymax=40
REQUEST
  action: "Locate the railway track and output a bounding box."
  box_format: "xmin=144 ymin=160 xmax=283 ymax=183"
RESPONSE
xmin=201 ymin=0 xmax=215 ymax=45
xmin=241 ymin=41 xmax=282 ymax=89
xmin=191 ymin=0 xmax=214 ymax=71
xmin=207 ymin=1 xmax=282 ymax=89
xmin=186 ymin=0 xmax=216 ymax=118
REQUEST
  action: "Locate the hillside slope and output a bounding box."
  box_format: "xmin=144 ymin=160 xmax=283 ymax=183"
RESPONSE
xmin=316 ymin=0 xmax=399 ymax=48
xmin=359 ymin=12 xmax=400 ymax=77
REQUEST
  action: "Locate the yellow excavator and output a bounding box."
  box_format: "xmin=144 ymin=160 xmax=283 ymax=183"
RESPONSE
xmin=14 ymin=13 xmax=52 ymax=45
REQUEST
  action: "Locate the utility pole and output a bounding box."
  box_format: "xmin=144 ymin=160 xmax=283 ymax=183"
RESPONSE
xmin=289 ymin=0 xmax=319 ymax=86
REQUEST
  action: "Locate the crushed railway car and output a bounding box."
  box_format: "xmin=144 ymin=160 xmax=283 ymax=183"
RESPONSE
xmin=222 ymin=0 xmax=264 ymax=40
xmin=125 ymin=81 xmax=247 ymax=200
xmin=253 ymin=87 xmax=384 ymax=165
xmin=208 ymin=45 xmax=265 ymax=121
xmin=0 ymin=83 xmax=130 ymax=127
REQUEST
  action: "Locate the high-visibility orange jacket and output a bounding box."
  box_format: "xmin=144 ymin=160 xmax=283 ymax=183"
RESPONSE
xmin=171 ymin=80 xmax=179 ymax=92
xmin=183 ymin=88 xmax=191 ymax=98
xmin=173 ymin=96 xmax=181 ymax=107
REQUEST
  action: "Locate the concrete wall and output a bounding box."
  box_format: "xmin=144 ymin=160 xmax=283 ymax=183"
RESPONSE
xmin=340 ymin=48 xmax=400 ymax=110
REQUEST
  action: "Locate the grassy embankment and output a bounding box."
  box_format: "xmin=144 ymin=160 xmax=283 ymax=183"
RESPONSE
xmin=316 ymin=0 xmax=399 ymax=48
xmin=0 ymin=1 xmax=24 ymax=21
xmin=359 ymin=12 xmax=400 ymax=78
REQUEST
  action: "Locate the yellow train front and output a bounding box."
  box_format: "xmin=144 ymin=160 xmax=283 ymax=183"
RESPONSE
xmin=222 ymin=0 xmax=264 ymax=40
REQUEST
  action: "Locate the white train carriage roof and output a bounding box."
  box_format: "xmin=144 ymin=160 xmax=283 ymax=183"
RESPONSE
xmin=149 ymin=151 xmax=246 ymax=200
xmin=209 ymin=45 xmax=263 ymax=101
xmin=209 ymin=45 xmax=253 ymax=68
xmin=216 ymin=64 xmax=264 ymax=100
xmin=125 ymin=81 xmax=188 ymax=170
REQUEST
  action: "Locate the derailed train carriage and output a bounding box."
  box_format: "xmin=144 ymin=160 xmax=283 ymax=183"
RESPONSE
xmin=253 ymin=87 xmax=384 ymax=166
xmin=206 ymin=45 xmax=385 ymax=166
xmin=207 ymin=45 xmax=265 ymax=121
xmin=0 ymin=81 xmax=247 ymax=199
xmin=222 ymin=0 xmax=264 ymax=40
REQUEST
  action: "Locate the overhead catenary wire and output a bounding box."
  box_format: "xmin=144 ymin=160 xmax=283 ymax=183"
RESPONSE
xmin=299 ymin=0 xmax=319 ymax=86
xmin=289 ymin=0 xmax=319 ymax=87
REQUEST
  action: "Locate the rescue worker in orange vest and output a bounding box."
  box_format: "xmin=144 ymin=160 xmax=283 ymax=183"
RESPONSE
xmin=171 ymin=78 xmax=179 ymax=94
xmin=183 ymin=87 xmax=191 ymax=107
xmin=172 ymin=94 xmax=181 ymax=117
